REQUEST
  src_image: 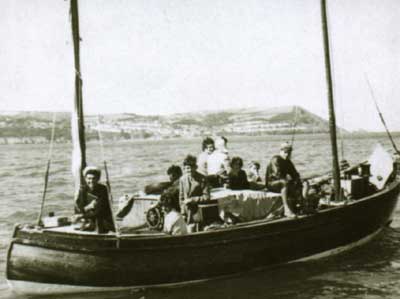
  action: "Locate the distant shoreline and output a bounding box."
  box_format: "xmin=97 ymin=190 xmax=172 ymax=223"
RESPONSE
xmin=0 ymin=131 xmax=398 ymax=146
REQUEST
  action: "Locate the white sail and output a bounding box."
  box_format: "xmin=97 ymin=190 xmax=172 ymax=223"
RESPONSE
xmin=71 ymin=110 xmax=83 ymax=195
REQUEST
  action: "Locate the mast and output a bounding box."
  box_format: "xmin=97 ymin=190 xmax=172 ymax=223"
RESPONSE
xmin=70 ymin=0 xmax=86 ymax=194
xmin=320 ymin=0 xmax=341 ymax=201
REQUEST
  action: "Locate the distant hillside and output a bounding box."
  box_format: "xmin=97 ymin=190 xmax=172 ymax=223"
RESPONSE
xmin=0 ymin=106 xmax=338 ymax=144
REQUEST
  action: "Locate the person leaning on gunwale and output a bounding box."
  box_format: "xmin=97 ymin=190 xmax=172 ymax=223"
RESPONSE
xmin=74 ymin=166 xmax=115 ymax=233
xmin=179 ymin=155 xmax=211 ymax=223
xmin=144 ymin=165 xmax=182 ymax=195
xmin=265 ymin=142 xmax=303 ymax=218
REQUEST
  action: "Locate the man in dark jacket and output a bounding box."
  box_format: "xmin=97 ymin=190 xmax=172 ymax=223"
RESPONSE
xmin=75 ymin=166 xmax=115 ymax=233
xmin=265 ymin=142 xmax=302 ymax=218
xmin=179 ymin=155 xmax=210 ymax=223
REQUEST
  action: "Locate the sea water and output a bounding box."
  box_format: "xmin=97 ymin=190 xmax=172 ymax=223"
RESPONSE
xmin=1 ymin=135 xmax=400 ymax=299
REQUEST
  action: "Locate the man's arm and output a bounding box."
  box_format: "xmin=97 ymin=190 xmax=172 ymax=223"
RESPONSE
xmin=83 ymin=192 xmax=101 ymax=217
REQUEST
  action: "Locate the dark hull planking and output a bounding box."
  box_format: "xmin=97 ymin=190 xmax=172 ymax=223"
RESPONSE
xmin=6 ymin=181 xmax=400 ymax=289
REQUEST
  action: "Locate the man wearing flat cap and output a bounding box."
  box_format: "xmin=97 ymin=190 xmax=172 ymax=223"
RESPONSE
xmin=265 ymin=142 xmax=302 ymax=218
xmin=75 ymin=166 xmax=115 ymax=233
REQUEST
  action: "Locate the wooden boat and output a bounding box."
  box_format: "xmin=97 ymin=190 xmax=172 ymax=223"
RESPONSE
xmin=6 ymin=0 xmax=400 ymax=295
xmin=6 ymin=179 xmax=400 ymax=294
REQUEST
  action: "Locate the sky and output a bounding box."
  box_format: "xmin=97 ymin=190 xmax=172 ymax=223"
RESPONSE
xmin=0 ymin=0 xmax=399 ymax=131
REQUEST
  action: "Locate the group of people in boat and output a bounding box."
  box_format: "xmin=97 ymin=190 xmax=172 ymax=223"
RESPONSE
xmin=74 ymin=136 xmax=309 ymax=234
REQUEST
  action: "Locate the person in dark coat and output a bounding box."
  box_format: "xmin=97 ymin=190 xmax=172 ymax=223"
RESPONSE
xmin=75 ymin=166 xmax=115 ymax=233
xmin=265 ymin=142 xmax=302 ymax=218
xmin=179 ymin=155 xmax=210 ymax=223
xmin=228 ymin=156 xmax=250 ymax=190
xmin=163 ymin=165 xmax=183 ymax=211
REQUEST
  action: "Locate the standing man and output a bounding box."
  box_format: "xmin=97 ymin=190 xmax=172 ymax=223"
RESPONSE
xmin=179 ymin=155 xmax=210 ymax=223
xmin=75 ymin=166 xmax=115 ymax=233
xmin=265 ymin=142 xmax=303 ymax=218
xmin=197 ymin=137 xmax=215 ymax=176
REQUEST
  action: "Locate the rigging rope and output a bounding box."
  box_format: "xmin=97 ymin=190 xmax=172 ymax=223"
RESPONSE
xmin=337 ymin=89 xmax=345 ymax=159
xmin=364 ymin=72 xmax=400 ymax=155
xmin=290 ymin=106 xmax=298 ymax=146
xmin=37 ymin=112 xmax=57 ymax=226
xmin=96 ymin=115 xmax=121 ymax=239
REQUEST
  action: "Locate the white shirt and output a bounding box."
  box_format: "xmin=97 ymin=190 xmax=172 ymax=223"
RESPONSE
xmin=207 ymin=151 xmax=230 ymax=175
xmin=163 ymin=210 xmax=188 ymax=235
xmin=197 ymin=151 xmax=209 ymax=176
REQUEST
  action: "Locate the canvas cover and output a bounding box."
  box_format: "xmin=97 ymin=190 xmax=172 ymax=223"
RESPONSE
xmin=214 ymin=189 xmax=282 ymax=221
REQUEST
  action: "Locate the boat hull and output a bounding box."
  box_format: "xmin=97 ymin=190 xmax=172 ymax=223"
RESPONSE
xmin=6 ymin=226 xmax=384 ymax=295
xmin=6 ymin=181 xmax=400 ymax=294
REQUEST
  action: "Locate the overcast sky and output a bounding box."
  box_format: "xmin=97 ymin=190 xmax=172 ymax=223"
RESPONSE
xmin=0 ymin=0 xmax=399 ymax=131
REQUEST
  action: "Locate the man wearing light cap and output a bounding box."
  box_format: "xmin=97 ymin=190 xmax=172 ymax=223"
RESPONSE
xmin=265 ymin=142 xmax=302 ymax=218
xmin=75 ymin=166 xmax=115 ymax=233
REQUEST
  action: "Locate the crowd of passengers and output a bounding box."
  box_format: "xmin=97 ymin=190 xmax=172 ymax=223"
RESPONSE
xmin=74 ymin=136 xmax=311 ymax=235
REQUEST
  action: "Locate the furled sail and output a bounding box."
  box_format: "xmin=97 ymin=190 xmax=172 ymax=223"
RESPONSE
xmin=70 ymin=0 xmax=86 ymax=197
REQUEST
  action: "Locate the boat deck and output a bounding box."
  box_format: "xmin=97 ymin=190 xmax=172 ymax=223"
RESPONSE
xmin=39 ymin=189 xmax=283 ymax=236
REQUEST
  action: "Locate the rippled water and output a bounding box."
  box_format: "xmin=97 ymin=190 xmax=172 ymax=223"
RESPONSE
xmin=1 ymin=135 xmax=400 ymax=299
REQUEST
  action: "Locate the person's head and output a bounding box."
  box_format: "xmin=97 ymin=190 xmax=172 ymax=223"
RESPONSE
xmin=215 ymin=136 xmax=228 ymax=153
xmin=83 ymin=166 xmax=101 ymax=190
xmin=160 ymin=191 xmax=176 ymax=213
xmin=279 ymin=142 xmax=293 ymax=160
xmin=249 ymin=161 xmax=260 ymax=173
xmin=167 ymin=165 xmax=182 ymax=182
xmin=183 ymin=155 xmax=197 ymax=175
xmin=202 ymin=137 xmax=215 ymax=154
xmin=230 ymin=156 xmax=243 ymax=171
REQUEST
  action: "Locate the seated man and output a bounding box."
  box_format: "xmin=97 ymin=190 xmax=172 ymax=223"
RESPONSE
xmin=161 ymin=192 xmax=188 ymax=235
xmin=228 ymin=156 xmax=250 ymax=190
xmin=265 ymin=142 xmax=304 ymax=218
xmin=179 ymin=155 xmax=211 ymax=223
xmin=75 ymin=166 xmax=115 ymax=233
